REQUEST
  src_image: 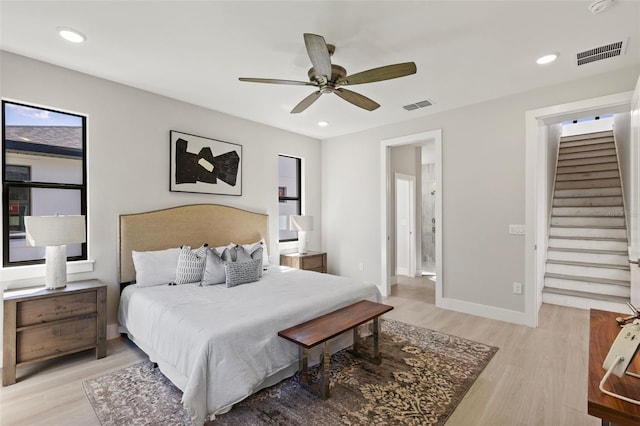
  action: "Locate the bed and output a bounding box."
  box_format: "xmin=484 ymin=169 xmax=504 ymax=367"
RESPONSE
xmin=116 ymin=204 xmax=380 ymax=425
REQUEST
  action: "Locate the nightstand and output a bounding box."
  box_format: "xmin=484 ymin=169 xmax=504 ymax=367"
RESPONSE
xmin=2 ymin=280 xmax=107 ymax=386
xmin=280 ymin=251 xmax=327 ymax=273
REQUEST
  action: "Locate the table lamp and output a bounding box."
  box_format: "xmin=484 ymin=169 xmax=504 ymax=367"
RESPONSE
xmin=290 ymin=215 xmax=313 ymax=254
xmin=24 ymin=214 xmax=86 ymax=289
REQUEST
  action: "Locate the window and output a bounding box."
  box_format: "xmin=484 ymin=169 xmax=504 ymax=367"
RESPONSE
xmin=278 ymin=155 xmax=301 ymax=242
xmin=2 ymin=100 xmax=87 ymax=266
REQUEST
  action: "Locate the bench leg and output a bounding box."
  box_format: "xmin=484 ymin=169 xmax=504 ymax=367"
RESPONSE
xmin=349 ymin=317 xmax=383 ymax=365
xmin=298 ymin=342 xmax=331 ymax=400
xmin=373 ymin=317 xmax=381 ymax=363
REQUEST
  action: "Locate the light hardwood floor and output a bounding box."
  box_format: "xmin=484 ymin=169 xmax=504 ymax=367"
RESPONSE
xmin=1 ymin=280 xmax=599 ymax=426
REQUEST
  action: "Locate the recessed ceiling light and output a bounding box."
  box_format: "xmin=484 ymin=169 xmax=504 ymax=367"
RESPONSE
xmin=317 ymin=121 xmax=329 ymax=127
xmin=58 ymin=27 xmax=86 ymax=43
xmin=536 ymin=53 xmax=559 ymax=65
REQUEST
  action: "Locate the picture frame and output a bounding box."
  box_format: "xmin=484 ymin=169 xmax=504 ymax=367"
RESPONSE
xmin=170 ymin=130 xmax=242 ymax=196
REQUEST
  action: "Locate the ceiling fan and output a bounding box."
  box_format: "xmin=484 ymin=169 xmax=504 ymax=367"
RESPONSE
xmin=239 ymin=33 xmax=417 ymax=114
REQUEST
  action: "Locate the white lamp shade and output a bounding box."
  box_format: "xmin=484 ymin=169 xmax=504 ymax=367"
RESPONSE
xmin=290 ymin=215 xmax=313 ymax=232
xmin=24 ymin=215 xmax=86 ymax=247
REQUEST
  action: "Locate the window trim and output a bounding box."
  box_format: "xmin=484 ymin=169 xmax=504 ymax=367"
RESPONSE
xmin=278 ymin=154 xmax=302 ymax=242
xmin=2 ymin=100 xmax=88 ymax=267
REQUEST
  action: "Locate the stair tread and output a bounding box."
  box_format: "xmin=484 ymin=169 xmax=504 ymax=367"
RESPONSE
xmin=546 ymin=259 xmax=630 ymax=270
xmin=547 ymin=247 xmax=628 ymax=255
xmin=549 ymin=236 xmax=628 ymax=242
xmin=545 ymin=272 xmax=630 ymax=286
xmin=550 ymin=224 xmax=626 ymax=229
xmin=542 ymin=286 xmax=629 ymax=303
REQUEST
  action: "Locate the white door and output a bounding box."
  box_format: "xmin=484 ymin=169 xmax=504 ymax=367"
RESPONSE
xmin=395 ymin=173 xmax=416 ymax=277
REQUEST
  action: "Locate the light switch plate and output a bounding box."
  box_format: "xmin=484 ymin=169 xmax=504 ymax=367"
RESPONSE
xmin=509 ymin=224 xmax=525 ymax=235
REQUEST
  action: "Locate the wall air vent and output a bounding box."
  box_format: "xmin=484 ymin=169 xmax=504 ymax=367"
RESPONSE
xmin=576 ymin=40 xmax=626 ymax=66
xmin=403 ymin=99 xmax=433 ymax=111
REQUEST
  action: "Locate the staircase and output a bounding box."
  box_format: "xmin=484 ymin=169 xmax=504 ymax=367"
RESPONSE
xmin=543 ymin=130 xmax=631 ymax=312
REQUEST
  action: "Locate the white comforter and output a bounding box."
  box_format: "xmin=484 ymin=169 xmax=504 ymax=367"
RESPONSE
xmin=118 ymin=265 xmax=380 ymax=425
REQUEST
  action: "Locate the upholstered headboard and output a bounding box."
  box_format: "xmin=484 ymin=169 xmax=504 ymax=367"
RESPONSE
xmin=119 ymin=204 xmax=268 ymax=283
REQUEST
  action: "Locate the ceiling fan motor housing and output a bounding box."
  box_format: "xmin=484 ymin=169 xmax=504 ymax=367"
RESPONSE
xmin=308 ymin=64 xmax=347 ymax=89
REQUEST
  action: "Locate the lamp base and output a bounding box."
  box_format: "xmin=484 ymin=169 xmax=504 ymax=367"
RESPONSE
xmin=45 ymin=245 xmax=68 ymax=290
xmin=298 ymin=231 xmax=308 ymax=254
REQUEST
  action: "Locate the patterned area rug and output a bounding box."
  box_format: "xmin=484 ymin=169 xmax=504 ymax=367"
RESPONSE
xmin=83 ymin=320 xmax=497 ymax=425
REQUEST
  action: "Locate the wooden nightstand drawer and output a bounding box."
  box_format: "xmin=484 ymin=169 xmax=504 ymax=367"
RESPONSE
xmin=17 ymin=316 xmax=98 ymax=364
xmin=280 ymin=252 xmax=327 ymax=273
xmin=301 ymin=255 xmax=324 ymax=270
xmin=17 ymin=292 xmax=97 ymax=327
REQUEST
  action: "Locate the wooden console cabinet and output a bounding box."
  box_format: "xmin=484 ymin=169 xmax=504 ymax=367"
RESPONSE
xmin=2 ymin=280 xmax=107 ymax=386
xmin=280 ymin=252 xmax=327 ymax=273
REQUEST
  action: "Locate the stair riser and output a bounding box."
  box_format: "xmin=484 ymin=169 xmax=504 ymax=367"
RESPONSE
xmin=555 ymin=178 xmax=620 ymax=190
xmin=547 ymin=250 xmax=628 ymax=266
xmin=548 ymin=238 xmax=628 ymax=251
xmin=555 ymin=187 xmax=621 ymax=198
xmin=559 ymin=142 xmax=615 ymax=155
xmin=558 ymin=155 xmax=618 ymax=167
xmin=557 ymin=162 xmax=618 ymax=174
xmin=552 ymin=206 xmax=624 ymax=217
xmin=553 ymin=196 xmax=622 ymax=207
xmin=560 ymin=132 xmax=613 ymax=144
xmin=544 ymin=277 xmax=629 ymax=297
xmin=556 ymin=170 xmax=619 ymax=181
xmin=546 ymin=263 xmax=629 ymax=281
xmin=551 ymin=217 xmax=625 ymax=227
xmin=558 ymin=149 xmax=616 ymax=160
xmin=549 ymin=227 xmax=627 ymax=239
xmin=542 ymin=292 xmax=629 ymax=312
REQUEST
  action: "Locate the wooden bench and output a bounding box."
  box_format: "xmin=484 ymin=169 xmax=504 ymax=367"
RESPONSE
xmin=278 ymin=300 xmax=394 ymax=399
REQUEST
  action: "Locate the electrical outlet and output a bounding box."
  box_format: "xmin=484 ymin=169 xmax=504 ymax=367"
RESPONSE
xmin=513 ymin=282 xmax=523 ymax=294
xmin=358 ymin=262 xmax=364 ymax=272
xmin=509 ymin=224 xmax=525 ymax=235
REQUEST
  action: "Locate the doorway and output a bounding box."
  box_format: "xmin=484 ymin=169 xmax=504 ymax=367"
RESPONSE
xmin=380 ymin=129 xmax=442 ymax=302
xmin=525 ymin=90 xmax=635 ymax=327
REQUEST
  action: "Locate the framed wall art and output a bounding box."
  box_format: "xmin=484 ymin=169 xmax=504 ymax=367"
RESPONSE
xmin=170 ymin=130 xmax=242 ymax=196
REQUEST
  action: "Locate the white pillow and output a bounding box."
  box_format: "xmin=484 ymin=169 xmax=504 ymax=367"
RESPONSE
xmin=132 ymin=248 xmax=180 ymax=287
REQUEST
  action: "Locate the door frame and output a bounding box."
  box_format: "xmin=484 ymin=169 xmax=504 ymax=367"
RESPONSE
xmin=380 ymin=129 xmax=442 ymax=299
xmin=525 ymin=90 xmax=634 ymax=327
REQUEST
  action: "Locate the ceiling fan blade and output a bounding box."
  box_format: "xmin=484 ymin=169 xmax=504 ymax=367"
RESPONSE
xmin=334 ymin=88 xmax=380 ymax=111
xmin=303 ymin=33 xmax=332 ymax=80
xmin=239 ymin=77 xmax=315 ymax=86
xmin=337 ymin=62 xmax=417 ymax=86
xmin=291 ymin=91 xmax=323 ymax=114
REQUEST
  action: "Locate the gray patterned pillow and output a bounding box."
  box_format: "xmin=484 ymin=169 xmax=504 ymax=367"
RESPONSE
xmin=224 ymin=258 xmax=262 ymax=287
xmin=235 ymin=245 xmax=264 ymax=276
xmin=174 ymin=244 xmax=208 ymax=284
xmin=200 ymin=248 xmax=226 ymax=286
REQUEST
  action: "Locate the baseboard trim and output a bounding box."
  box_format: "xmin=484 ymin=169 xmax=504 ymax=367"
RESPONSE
xmin=437 ymin=297 xmax=533 ymax=327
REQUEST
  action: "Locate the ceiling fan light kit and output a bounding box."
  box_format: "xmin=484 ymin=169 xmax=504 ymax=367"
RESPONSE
xmin=239 ymin=33 xmax=417 ymax=114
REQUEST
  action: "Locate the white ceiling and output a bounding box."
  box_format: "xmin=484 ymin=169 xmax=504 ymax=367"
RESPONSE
xmin=1 ymin=1 xmax=639 ymax=139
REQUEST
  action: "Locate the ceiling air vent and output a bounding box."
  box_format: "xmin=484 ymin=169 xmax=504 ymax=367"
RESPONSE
xmin=576 ymin=40 xmax=626 ymax=66
xmin=403 ymin=99 xmax=433 ymax=111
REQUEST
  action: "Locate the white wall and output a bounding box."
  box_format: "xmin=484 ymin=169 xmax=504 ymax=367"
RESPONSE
xmin=322 ymin=65 xmax=640 ymax=315
xmin=546 ymin=123 xmax=562 ymax=218
xmin=0 ymin=51 xmax=321 ymax=332
xmin=614 ymin=112 xmax=632 ymax=242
